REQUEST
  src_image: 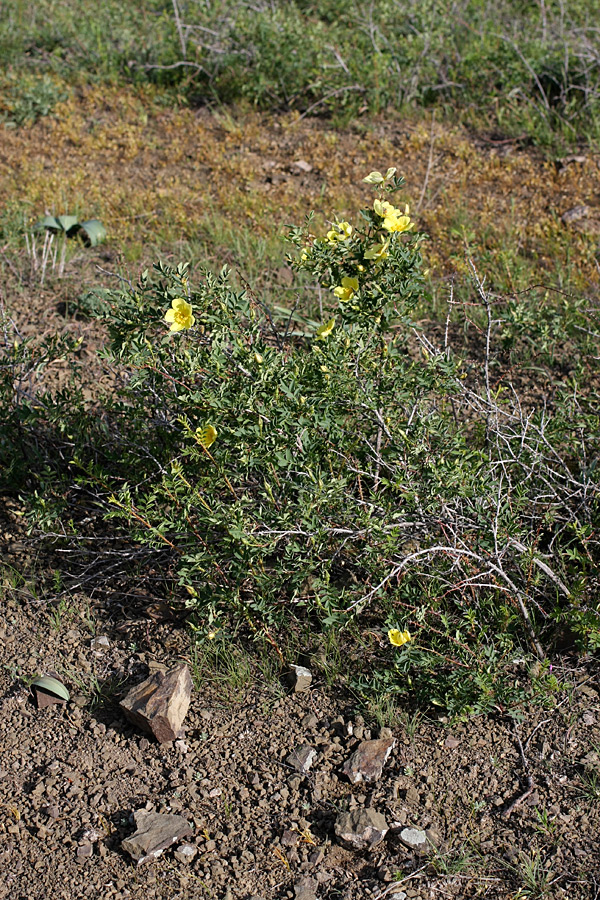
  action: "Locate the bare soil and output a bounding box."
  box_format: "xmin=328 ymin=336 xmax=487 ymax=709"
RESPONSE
xmin=0 ymin=573 xmax=599 ymax=900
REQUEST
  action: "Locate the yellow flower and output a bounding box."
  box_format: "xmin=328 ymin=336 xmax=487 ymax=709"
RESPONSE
xmin=388 ymin=628 xmax=412 ymax=647
xmin=333 ymin=276 xmax=359 ymax=303
xmin=382 ymin=211 xmax=413 ymax=234
xmin=364 ymin=240 xmax=389 ymax=261
xmin=316 ymin=317 xmax=335 ymax=339
xmin=165 ymin=297 xmax=195 ymax=332
xmin=196 ymin=424 xmax=217 ymax=449
xmin=254 ymin=352 xmax=264 ymax=363
xmin=373 ymin=199 xmax=414 ymax=234
xmin=326 ymin=221 xmax=353 ymax=244
xmin=364 ymin=171 xmax=385 ymax=185
xmin=373 ymin=198 xmax=395 ymax=217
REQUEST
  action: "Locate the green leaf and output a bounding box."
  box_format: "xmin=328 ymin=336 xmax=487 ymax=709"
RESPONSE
xmin=31 ymin=675 xmax=70 ymax=701
xmin=35 ymin=215 xmax=61 ymax=231
xmin=56 ymin=215 xmax=80 ymax=234
xmin=79 ymin=219 xmax=107 ymax=247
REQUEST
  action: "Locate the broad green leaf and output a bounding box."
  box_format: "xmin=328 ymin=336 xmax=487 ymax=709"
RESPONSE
xmin=80 ymin=219 xmax=107 ymax=246
xmin=56 ymin=215 xmax=80 ymax=234
xmin=31 ymin=675 xmax=70 ymax=701
xmin=35 ymin=216 xmax=61 ymax=231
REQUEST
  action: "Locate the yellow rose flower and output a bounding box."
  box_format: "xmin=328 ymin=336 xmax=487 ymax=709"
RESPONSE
xmin=165 ymin=297 xmax=195 ymax=332
xmin=326 ymin=221 xmax=353 ymax=244
xmin=382 ymin=212 xmax=414 ymax=234
xmin=195 ymin=424 xmax=217 ymax=449
xmin=388 ymin=628 xmax=412 ymax=647
xmin=316 ymin=317 xmax=335 ymax=339
xmin=333 ymin=276 xmax=359 ymax=303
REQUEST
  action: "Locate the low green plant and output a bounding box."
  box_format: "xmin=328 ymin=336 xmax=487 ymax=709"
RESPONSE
xmin=0 ymin=72 xmax=68 ymax=127
xmin=3 ymin=170 xmax=600 ymax=714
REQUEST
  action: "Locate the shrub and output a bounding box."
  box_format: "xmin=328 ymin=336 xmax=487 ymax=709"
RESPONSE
xmin=3 ymin=171 xmax=599 ymax=714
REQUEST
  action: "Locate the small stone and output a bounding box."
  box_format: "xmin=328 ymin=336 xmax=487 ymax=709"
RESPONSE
xmin=444 ymin=735 xmax=461 ymax=749
xmin=342 ymin=738 xmax=395 ymax=784
xmin=121 ymin=809 xmax=193 ymax=864
xmin=405 ymin=786 xmax=420 ymax=805
xmin=33 ymin=688 xmax=67 ymax=709
xmin=43 ymin=805 xmax=60 ymax=819
xmin=287 ymin=745 xmax=317 ymax=775
xmin=90 ymin=635 xmax=110 ymax=651
xmin=425 ymin=827 xmax=441 ymax=847
xmin=294 ymin=875 xmax=318 ymax=900
xmin=290 ymin=160 xmax=313 ymax=174
xmin=561 ymin=205 xmax=590 ymax=224
xmin=289 ymin=665 xmax=312 ymax=693
xmin=72 ymin=694 xmax=88 ymax=708
xmin=174 ymin=842 xmax=197 ymax=864
xmin=76 ymin=843 xmax=93 ymax=859
xmin=399 ymin=827 xmax=427 ymax=852
xmin=301 ymin=713 xmax=318 ymax=729
xmin=281 ymin=829 xmax=299 ymax=847
xmin=334 ymin=808 xmax=388 ymax=850
xmin=120 ymin=664 xmax=192 ymax=744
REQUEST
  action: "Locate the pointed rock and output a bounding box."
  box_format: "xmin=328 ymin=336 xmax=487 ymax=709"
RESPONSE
xmin=122 ymin=809 xmax=193 ymax=864
xmin=120 ymin=664 xmax=192 ymax=743
xmin=342 ymin=738 xmax=395 ymax=784
xmin=288 ymin=665 xmax=312 ymax=693
xmin=334 ymin=808 xmax=388 ymax=850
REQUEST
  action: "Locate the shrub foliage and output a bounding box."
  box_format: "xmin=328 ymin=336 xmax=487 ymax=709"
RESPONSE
xmin=2 ymin=173 xmax=599 ymax=713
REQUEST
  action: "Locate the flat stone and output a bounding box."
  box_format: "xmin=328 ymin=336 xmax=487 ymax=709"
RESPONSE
xmin=120 ymin=664 xmax=192 ymax=743
xmin=289 ymin=665 xmax=312 ymax=693
xmin=281 ymin=829 xmax=299 ymax=847
xmin=33 ymin=688 xmax=67 ymax=709
xmin=121 ymin=809 xmax=193 ymax=864
xmin=294 ymin=875 xmax=318 ymax=900
xmin=290 ymin=160 xmax=313 ymax=174
xmin=76 ymin=843 xmax=93 ymax=859
xmin=399 ymin=827 xmax=427 ymax=851
xmin=334 ymin=808 xmax=388 ymax=850
xmin=561 ymin=204 xmax=589 ymax=224
xmin=286 ymin=745 xmax=317 ymax=775
xmin=342 ymin=738 xmax=395 ymax=784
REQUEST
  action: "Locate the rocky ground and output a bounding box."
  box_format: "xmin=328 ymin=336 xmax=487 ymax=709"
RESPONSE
xmin=0 ymin=579 xmax=599 ymax=900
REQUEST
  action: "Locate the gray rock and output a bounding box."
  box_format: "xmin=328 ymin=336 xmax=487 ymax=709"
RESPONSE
xmin=287 ymin=745 xmax=317 ymax=775
xmin=294 ymin=876 xmax=318 ymax=900
xmin=289 ymin=665 xmax=312 ymax=693
xmin=334 ymin=808 xmax=388 ymax=850
xmin=174 ymin=842 xmax=197 ymax=864
xmin=90 ymin=635 xmax=110 ymax=650
xmin=342 ymin=738 xmax=395 ymax=784
xmin=290 ymin=160 xmax=313 ymax=174
xmin=120 ymin=664 xmax=192 ymax=744
xmin=562 ymin=205 xmax=589 ymax=224
xmin=121 ymin=809 xmax=193 ymax=864
xmin=399 ymin=827 xmax=427 ymax=851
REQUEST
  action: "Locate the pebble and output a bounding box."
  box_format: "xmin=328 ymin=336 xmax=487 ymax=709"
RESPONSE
xmin=334 ymin=807 xmax=388 ymax=850
xmin=286 ymin=745 xmax=317 ymax=775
